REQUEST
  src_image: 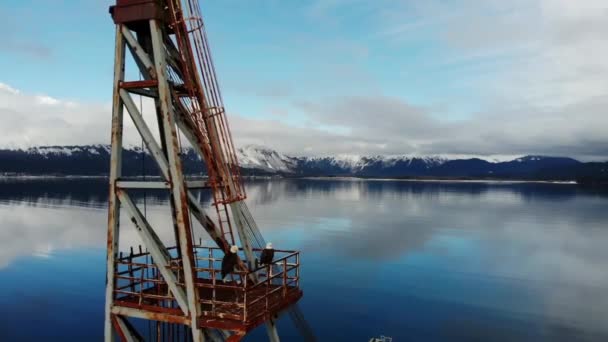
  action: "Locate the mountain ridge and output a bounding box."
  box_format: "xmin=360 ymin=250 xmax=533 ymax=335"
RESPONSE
xmin=0 ymin=144 xmax=606 ymax=182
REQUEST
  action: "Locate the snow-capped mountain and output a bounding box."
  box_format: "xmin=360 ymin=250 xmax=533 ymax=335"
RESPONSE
xmin=0 ymin=144 xmax=605 ymax=181
xmin=26 ymin=145 xmax=113 ymax=156
xmin=236 ymin=145 xmax=297 ymax=173
xmin=296 ymin=154 xmax=447 ymax=173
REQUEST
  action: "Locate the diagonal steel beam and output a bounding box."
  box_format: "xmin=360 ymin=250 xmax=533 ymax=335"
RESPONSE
xmin=164 ymin=36 xmax=185 ymax=81
xmin=173 ymin=105 xmax=208 ymax=164
xmin=117 ymin=26 xmax=254 ymax=341
xmin=187 ymin=192 xmax=223 ymax=241
xmin=125 ymin=87 xmax=158 ymax=98
xmin=117 ymin=189 xmax=189 ymax=314
xmin=173 ymin=105 xmax=281 ymax=342
xmin=112 ymin=315 xmax=143 ymax=342
xmin=120 ymin=88 xmax=170 ymax=178
xmin=121 ymin=26 xmax=156 ymax=79
xmin=122 ymin=87 xmax=235 ymax=255
xmin=121 ymin=87 xmax=231 ymax=254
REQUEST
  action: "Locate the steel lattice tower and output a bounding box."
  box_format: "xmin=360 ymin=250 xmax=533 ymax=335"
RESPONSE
xmin=104 ymin=1 xmax=314 ymax=341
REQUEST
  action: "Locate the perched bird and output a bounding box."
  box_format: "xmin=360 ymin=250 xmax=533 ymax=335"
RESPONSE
xmin=259 ymin=242 xmax=275 ymax=266
xmin=221 ymin=245 xmax=239 ymax=282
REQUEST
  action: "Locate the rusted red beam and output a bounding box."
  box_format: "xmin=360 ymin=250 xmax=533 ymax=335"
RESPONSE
xmin=110 ymin=0 xmax=165 ymax=25
xmin=196 ymin=290 xmax=303 ymax=332
xmin=114 ymin=301 xmax=184 ymax=317
xmin=112 ymin=305 xmax=190 ymax=325
xmin=120 ymin=79 xmax=158 ymax=89
xmin=244 ymin=291 xmax=303 ymax=326
xmin=110 ymin=314 xmax=128 ymax=342
xmin=112 ymin=243 xmax=303 ymax=337
xmin=197 ymin=317 xmax=248 ymax=332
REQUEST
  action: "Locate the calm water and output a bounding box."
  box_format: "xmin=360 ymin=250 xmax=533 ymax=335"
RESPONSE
xmin=1 ymin=178 xmax=608 ymax=341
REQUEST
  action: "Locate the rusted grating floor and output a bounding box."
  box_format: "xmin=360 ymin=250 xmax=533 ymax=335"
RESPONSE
xmin=114 ymin=278 xmax=302 ymax=332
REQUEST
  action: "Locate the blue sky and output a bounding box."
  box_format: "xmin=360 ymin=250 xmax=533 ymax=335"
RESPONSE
xmin=0 ymin=1 xmax=477 ymax=116
xmin=1 ymin=0 xmax=607 ymax=159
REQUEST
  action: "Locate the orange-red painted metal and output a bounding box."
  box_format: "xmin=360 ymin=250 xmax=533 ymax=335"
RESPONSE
xmin=110 ymin=0 xmax=165 ymax=25
xmin=119 ymin=79 xmax=159 ymax=89
xmin=165 ymin=0 xmax=248 ymax=246
xmin=112 ymin=245 xmax=302 ymax=335
xmin=106 ymin=0 xmax=307 ymax=340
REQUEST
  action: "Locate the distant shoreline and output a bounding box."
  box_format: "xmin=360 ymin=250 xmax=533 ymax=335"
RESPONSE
xmin=0 ymin=174 xmax=585 ymax=185
xmin=296 ymin=176 xmax=578 ymax=184
xmin=0 ymin=175 xmax=108 ymax=180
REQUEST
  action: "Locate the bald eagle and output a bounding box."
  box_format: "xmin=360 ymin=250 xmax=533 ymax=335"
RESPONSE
xmin=259 ymin=242 xmax=274 ymax=266
xmin=221 ymin=245 xmax=239 ymax=281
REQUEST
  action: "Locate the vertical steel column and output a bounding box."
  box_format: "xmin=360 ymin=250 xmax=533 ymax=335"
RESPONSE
xmin=105 ymin=24 xmax=125 ymax=342
xmin=149 ymin=19 xmax=203 ymax=342
xmin=231 ymin=203 xmax=281 ymax=342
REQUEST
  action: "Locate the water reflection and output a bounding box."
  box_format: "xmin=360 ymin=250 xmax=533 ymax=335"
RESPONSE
xmin=1 ymin=178 xmax=608 ymax=340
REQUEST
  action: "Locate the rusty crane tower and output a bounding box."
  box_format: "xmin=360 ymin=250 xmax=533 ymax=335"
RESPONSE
xmin=105 ymin=0 xmax=313 ymax=341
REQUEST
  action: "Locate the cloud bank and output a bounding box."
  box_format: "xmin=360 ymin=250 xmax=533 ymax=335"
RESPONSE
xmin=1 ymin=0 xmax=607 ymax=160
xmin=1 ymin=81 xmax=607 ymax=161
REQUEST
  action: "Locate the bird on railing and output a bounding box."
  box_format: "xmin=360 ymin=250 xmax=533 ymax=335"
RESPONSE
xmin=221 ymin=245 xmax=239 ymax=283
xmin=259 ymin=242 xmax=275 ymax=266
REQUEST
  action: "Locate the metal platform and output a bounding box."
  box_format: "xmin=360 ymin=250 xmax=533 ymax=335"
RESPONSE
xmin=111 ymin=246 xmax=302 ymax=334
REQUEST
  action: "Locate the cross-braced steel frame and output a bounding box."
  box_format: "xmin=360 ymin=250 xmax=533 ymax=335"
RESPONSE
xmin=105 ymin=1 xmax=314 ymax=341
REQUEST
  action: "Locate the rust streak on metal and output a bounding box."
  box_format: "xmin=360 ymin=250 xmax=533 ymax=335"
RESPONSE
xmin=110 ymin=315 xmax=128 ymax=342
xmin=113 ymin=245 xmax=302 ymax=334
xmin=115 ymin=300 xmax=185 ymax=316
xmin=106 ymin=0 xmax=308 ymax=340
xmin=110 ymin=0 xmax=165 ymax=25
xmin=119 ymin=79 xmax=158 ymax=89
xmin=112 ymin=305 xmax=189 ymax=325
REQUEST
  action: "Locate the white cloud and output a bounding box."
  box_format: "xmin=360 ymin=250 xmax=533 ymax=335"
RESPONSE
xmin=397 ymin=0 xmax=608 ymax=108
xmin=35 ymin=95 xmax=61 ymax=105
xmin=0 ymin=82 xmax=158 ymax=148
xmin=0 ymin=82 xmax=19 ymax=95
xmin=2 ymin=80 xmax=608 ymax=161
xmin=1 ymin=2 xmax=607 ymax=160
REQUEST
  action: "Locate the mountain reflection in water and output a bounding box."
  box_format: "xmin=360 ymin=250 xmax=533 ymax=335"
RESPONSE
xmin=1 ymin=178 xmax=608 ymax=341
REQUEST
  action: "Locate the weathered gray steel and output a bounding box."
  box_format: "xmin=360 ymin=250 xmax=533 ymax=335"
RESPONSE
xmin=150 ymin=18 xmax=204 ymax=341
xmin=114 ymin=315 xmax=141 ymax=342
xmin=125 ymin=87 xmax=157 ymax=98
xmin=104 ymin=24 xmax=125 ymax=342
xmin=119 ymin=88 xmax=170 ymax=177
xmin=106 ymin=2 xmax=309 ymax=340
xmin=172 ymin=90 xmax=282 ymax=342
xmin=121 ymin=25 xmax=156 ymax=79
xmin=106 ymin=18 xmax=212 ymax=341
xmin=117 ymin=189 xmax=189 ymax=312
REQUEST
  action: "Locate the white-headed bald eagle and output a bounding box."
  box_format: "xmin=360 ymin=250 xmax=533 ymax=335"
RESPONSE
xmin=259 ymin=242 xmax=274 ymax=266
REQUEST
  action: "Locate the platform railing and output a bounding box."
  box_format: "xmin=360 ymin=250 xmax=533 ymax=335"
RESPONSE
xmin=243 ymin=251 xmax=300 ymax=323
xmin=113 ymin=245 xmax=301 ymax=324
